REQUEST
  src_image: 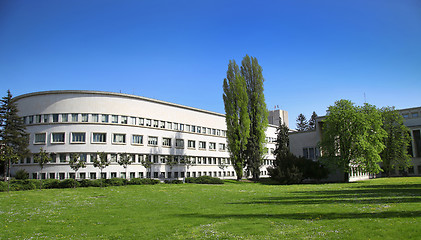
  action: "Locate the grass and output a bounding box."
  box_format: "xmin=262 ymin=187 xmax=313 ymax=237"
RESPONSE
xmin=1 ymin=177 xmax=421 ymax=239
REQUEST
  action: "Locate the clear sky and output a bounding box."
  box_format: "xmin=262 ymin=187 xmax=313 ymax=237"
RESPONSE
xmin=1 ymin=0 xmax=420 ymax=128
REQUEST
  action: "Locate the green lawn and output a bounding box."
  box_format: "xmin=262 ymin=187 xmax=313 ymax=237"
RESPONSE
xmin=1 ymin=177 xmax=421 ymax=239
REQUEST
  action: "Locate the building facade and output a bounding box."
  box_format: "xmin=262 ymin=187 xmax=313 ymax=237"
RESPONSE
xmin=11 ymin=90 xmax=278 ymax=180
xmin=289 ymin=106 xmax=421 ymax=181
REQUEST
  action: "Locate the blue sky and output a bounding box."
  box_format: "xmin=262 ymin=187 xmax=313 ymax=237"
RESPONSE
xmin=1 ymin=0 xmax=420 ymax=128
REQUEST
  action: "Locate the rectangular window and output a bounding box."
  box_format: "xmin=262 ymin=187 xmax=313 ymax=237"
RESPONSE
xmin=59 ymin=154 xmax=67 ymax=163
xmin=199 ymin=141 xmax=206 ymax=149
xmin=186 ymin=125 xmax=191 ymax=132
xmin=174 ymin=123 xmax=178 ymax=130
xmin=413 ymin=130 xmax=421 ymax=158
xmin=121 ymin=116 xmax=128 ymax=124
xmin=176 ymin=139 xmax=184 ymax=148
xmin=102 ymin=114 xmax=109 ymax=123
xmin=52 ymin=114 xmax=59 ymax=122
xmin=403 ymin=114 xmax=409 ymax=119
xmin=92 ymin=133 xmax=106 ymax=143
xmin=36 ymin=115 xmax=42 ymax=123
xmin=217 ymin=130 xmax=220 ymax=136
xmin=212 ymin=129 xmax=216 ymax=135
xmin=34 ymin=133 xmax=46 ymax=144
xmin=62 ymin=114 xmax=68 ymax=122
xmin=202 ymin=127 xmax=206 ymax=134
xmin=153 ymin=120 xmax=158 ymax=128
xmin=146 ymin=119 xmax=151 ymax=127
xmin=188 ymin=140 xmax=196 ymax=149
xmin=130 ymin=117 xmax=136 ymax=125
xmin=43 ymin=114 xmax=49 ymax=123
xmin=180 ymin=124 xmax=184 ymax=131
xmin=111 ymin=172 xmax=117 ymax=178
xmin=148 ymin=136 xmax=158 ymax=146
xmin=72 ymin=114 xmax=78 ymax=122
xmin=82 ymin=114 xmax=88 ymax=122
xmin=28 ymin=115 xmax=34 ymax=124
xmin=163 ymin=138 xmax=171 ymax=147
xmin=138 ymin=118 xmax=144 ymax=126
xmin=111 ymin=154 xmax=117 ymax=162
xmin=412 ymin=113 xmax=419 ymax=118
xmin=167 ymin=122 xmax=172 ymax=129
xmin=219 ymin=143 xmax=226 ymax=151
xmin=209 ymin=142 xmax=216 ymax=150
xmin=197 ymin=126 xmax=201 ymax=133
xmin=71 ymin=132 xmax=86 ymax=143
xmin=92 ymin=114 xmax=99 ymax=122
xmin=113 ymin=134 xmax=126 ymax=144
xmin=90 ymin=172 xmax=96 ymax=179
xmin=160 ymin=121 xmax=165 ymax=128
xmin=191 ymin=126 xmax=196 ymax=133
xmin=132 ymin=135 xmax=143 ymax=145
xmin=112 ymin=115 xmax=118 ymax=123
xmin=207 ymin=128 xmax=211 ymax=134
xmin=52 ymin=133 xmax=65 ymax=143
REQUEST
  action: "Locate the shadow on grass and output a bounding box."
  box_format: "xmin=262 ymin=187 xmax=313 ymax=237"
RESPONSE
xmin=226 ymin=183 xmax=421 ymax=205
xmin=176 ymin=210 xmax=421 ymax=220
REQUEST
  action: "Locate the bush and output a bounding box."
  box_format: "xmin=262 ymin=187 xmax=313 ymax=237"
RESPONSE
xmin=59 ymin=179 xmax=80 ymax=188
xmin=0 ymin=181 xmax=7 ymax=192
xmin=15 ymin=169 xmax=29 ymax=180
xmin=42 ymin=179 xmax=60 ymax=189
xmin=185 ymin=176 xmax=224 ymax=184
xmin=128 ymin=178 xmax=160 ymax=185
xmin=10 ymin=179 xmax=38 ymax=191
xmin=105 ymin=178 xmax=128 ymax=186
xmin=164 ymin=179 xmax=183 ymax=184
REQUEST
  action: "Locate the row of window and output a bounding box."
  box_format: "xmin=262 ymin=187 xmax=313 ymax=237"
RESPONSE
xmin=30 ymin=170 xmax=239 ymax=180
xmin=18 ymin=152 xmax=275 ymax=166
xmin=402 ymin=112 xmax=419 ymax=119
xmin=23 ymin=113 xmax=227 ymax=137
xmin=33 ymin=132 xmax=227 ymax=151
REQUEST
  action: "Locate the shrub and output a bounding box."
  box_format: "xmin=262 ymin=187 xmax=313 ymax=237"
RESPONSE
xmin=105 ymin=178 xmax=127 ymax=186
xmin=42 ymin=179 xmax=60 ymax=189
xmin=59 ymin=179 xmax=80 ymax=188
xmin=0 ymin=181 xmax=7 ymax=192
xmin=164 ymin=180 xmax=183 ymax=184
xmin=186 ymin=176 xmax=224 ymax=184
xmin=15 ymin=169 xmax=29 ymax=180
xmin=10 ymin=180 xmax=38 ymax=191
xmin=128 ymin=178 xmax=160 ymax=185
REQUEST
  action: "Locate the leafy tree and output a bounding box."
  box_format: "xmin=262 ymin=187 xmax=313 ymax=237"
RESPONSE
xmin=118 ymin=153 xmax=132 ymax=179
xmin=141 ymin=155 xmax=153 ymax=179
xmin=223 ymin=59 xmax=250 ymax=180
xmin=380 ymin=107 xmax=412 ymax=176
xmin=166 ymin=155 xmax=178 ymax=171
xmin=296 ymin=113 xmax=308 ymax=131
xmin=0 ymin=145 xmax=19 ymax=192
xmin=319 ymin=100 xmax=386 ymax=182
xmin=308 ymin=111 xmax=318 ymax=130
xmin=242 ymin=55 xmax=268 ymax=181
xmin=34 ymin=147 xmax=52 ymax=189
xmin=0 ymin=90 xmax=29 ymax=182
xmin=92 ymin=152 xmax=110 ymax=187
xmin=69 ymin=153 xmax=86 ymax=187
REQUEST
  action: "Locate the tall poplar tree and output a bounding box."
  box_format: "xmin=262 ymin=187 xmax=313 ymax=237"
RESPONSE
xmin=223 ymin=60 xmax=250 ymax=180
xmin=241 ymin=55 xmax=268 ymax=181
xmin=0 ymin=90 xmax=29 ymax=181
xmin=380 ymin=107 xmax=412 ymax=176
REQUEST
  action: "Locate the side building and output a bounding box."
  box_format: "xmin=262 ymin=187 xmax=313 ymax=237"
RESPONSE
xmin=289 ymin=106 xmax=421 ymax=182
xmin=11 ymin=90 xmax=278 ymax=180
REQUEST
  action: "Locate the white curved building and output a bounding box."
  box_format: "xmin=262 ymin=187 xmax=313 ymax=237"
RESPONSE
xmin=11 ymin=90 xmax=278 ymax=180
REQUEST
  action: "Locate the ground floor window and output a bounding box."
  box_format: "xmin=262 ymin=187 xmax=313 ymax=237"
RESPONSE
xmin=90 ymin=172 xmax=96 ymax=179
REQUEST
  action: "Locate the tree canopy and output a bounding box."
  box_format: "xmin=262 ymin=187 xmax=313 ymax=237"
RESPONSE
xmin=319 ymin=100 xmax=386 ymax=182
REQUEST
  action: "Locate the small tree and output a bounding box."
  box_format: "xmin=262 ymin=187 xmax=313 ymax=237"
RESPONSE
xmin=69 ymin=153 xmax=86 ymax=187
xmin=0 ymin=145 xmax=19 ymax=192
xmin=92 ymin=152 xmax=110 ymax=187
xmin=33 ymin=147 xmax=52 ymax=189
xmin=141 ymin=155 xmax=153 ymax=179
xmin=118 ymin=153 xmax=132 ymax=179
xmin=296 ymin=113 xmax=308 ymax=131
xmin=380 ymin=107 xmax=412 ymax=176
xmin=308 ymin=111 xmax=318 ymax=130
xmin=180 ymin=156 xmax=193 ymax=182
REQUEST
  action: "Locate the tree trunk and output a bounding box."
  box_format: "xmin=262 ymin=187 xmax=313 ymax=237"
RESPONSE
xmin=343 ymin=171 xmax=349 ymax=183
